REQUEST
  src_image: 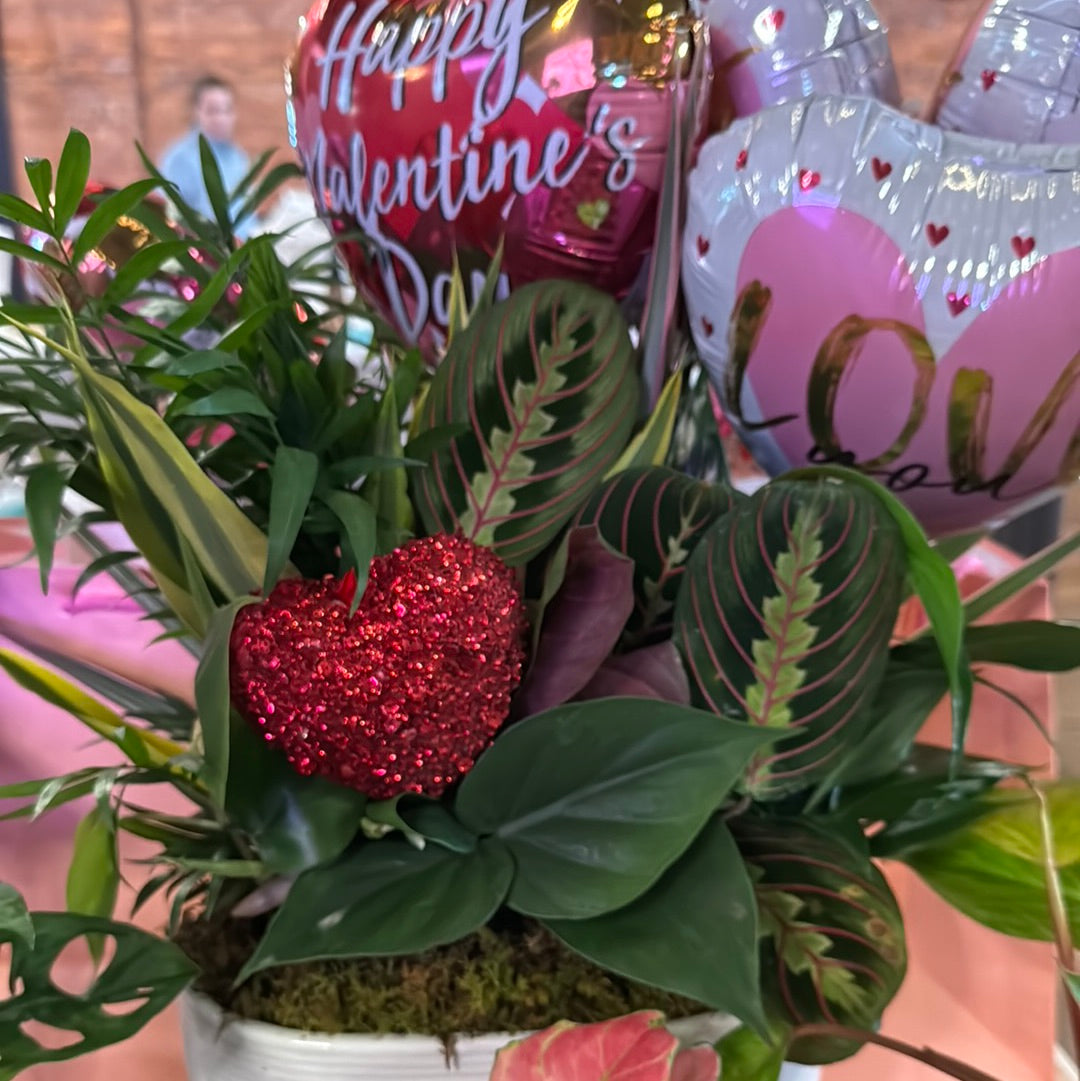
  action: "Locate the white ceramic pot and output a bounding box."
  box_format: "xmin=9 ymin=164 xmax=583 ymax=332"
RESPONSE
xmin=181 ymin=992 xmax=822 ymax=1081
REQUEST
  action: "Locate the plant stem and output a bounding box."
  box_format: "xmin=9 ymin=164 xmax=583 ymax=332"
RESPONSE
xmin=789 ymin=1025 xmax=1006 ymax=1081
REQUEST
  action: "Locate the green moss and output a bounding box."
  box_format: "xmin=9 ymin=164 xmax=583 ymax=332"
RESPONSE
xmin=175 ymin=912 xmax=704 ymax=1038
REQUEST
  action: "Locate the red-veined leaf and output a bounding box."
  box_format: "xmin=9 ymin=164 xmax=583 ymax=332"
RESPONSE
xmin=411 ymin=280 xmax=639 ymax=565
xmin=674 ymin=481 xmax=905 ymax=798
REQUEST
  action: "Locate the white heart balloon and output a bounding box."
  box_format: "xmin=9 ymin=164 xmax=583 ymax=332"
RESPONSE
xmin=935 ymin=0 xmax=1080 ymax=144
xmin=702 ymin=0 xmax=899 ymax=131
xmin=683 ymin=95 xmax=1080 ymax=535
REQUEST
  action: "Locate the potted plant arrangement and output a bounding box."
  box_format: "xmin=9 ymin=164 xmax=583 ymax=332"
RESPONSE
xmin=1 ymin=132 xmax=1079 ymax=1081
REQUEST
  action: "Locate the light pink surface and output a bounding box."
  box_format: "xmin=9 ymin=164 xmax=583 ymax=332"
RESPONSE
xmin=0 ymin=523 xmax=1056 ymax=1079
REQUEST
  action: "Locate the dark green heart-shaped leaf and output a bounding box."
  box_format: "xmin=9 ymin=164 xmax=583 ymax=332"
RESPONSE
xmin=412 ymin=280 xmax=639 ymax=565
xmin=239 ymin=837 xmax=513 ymax=980
xmin=0 ymin=910 xmax=195 ymax=1078
xmin=455 ymin=698 xmax=775 ymax=920
xmin=546 ymin=817 xmax=766 ymax=1030
xmin=225 ymin=721 xmax=367 ymax=875
xmin=734 ymin=818 xmax=907 ymax=1065
xmin=575 ymin=466 xmax=740 ymax=648
xmin=675 ymin=481 xmax=906 ymax=798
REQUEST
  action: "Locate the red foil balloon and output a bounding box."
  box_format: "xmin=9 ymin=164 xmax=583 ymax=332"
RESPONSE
xmin=289 ymin=0 xmax=706 ymax=354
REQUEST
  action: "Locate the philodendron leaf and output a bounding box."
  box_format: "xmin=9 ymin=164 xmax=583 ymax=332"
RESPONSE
xmin=239 ymin=838 xmax=513 ymax=980
xmin=734 ymin=818 xmax=907 ymax=1066
xmin=411 ymin=280 xmax=640 ymax=566
xmin=575 ymin=466 xmax=741 ymax=648
xmin=546 ymin=816 xmax=766 ymax=1030
xmin=674 ymin=481 xmax=906 ymax=799
xmin=515 ymin=526 xmax=635 ymax=717
xmin=454 ymin=698 xmax=775 ymax=920
xmin=490 ymin=1012 xmax=719 ymax=1081
xmin=0 ymin=911 xmax=196 ymax=1077
xmin=899 ymin=783 xmax=1080 ymax=942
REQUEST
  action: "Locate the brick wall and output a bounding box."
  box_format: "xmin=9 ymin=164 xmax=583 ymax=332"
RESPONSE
xmin=0 ymin=0 xmax=304 ymax=196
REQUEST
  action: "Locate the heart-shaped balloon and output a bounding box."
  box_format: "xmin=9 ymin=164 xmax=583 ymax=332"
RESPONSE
xmin=289 ymin=0 xmax=706 ymax=355
xmin=229 ymin=535 xmax=527 ymax=799
xmin=682 ymin=96 xmax=1080 ymax=536
xmin=701 ymin=0 xmax=898 ymax=133
xmin=935 ymin=0 xmax=1080 ymax=144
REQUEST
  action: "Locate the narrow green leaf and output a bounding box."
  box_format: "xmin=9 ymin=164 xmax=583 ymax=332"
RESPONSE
xmin=362 ymin=381 xmax=414 ymax=552
xmin=322 ymin=490 xmax=376 ymax=604
xmin=455 ymin=698 xmax=775 ymax=919
xmin=0 ymin=649 xmax=183 ymax=768
xmin=163 ymin=348 xmax=244 ymax=378
xmin=895 ymin=620 xmax=1080 ymax=674
xmin=71 ymin=549 xmax=140 ymax=601
xmin=66 ymin=804 xmax=119 ymax=935
xmin=606 ymin=371 xmax=682 ymax=477
xmin=0 ymin=192 xmax=51 ymax=233
xmin=102 ymin=238 xmax=191 ymax=304
xmin=964 ymin=528 xmax=1080 ymax=623
xmin=23 ymin=157 xmax=54 ymax=224
xmin=71 ymin=178 xmax=162 ymax=265
xmin=198 ymin=135 xmax=234 ymax=241
xmin=177 ymin=533 xmax=216 ymax=635
xmin=239 ymin=838 xmax=513 ymax=981
xmin=547 ymin=817 xmax=766 ymax=1030
xmin=264 ymin=446 xmax=319 ymax=593
xmin=0 ymin=237 xmax=66 ymax=273
xmin=53 ymin=130 xmax=92 ymax=234
xmin=195 ymin=598 xmax=257 ymax=805
xmin=169 ymin=387 xmax=275 ymax=421
xmin=24 ymin=461 xmax=69 ymax=594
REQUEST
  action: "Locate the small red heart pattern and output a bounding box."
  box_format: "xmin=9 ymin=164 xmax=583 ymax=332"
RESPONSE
xmin=696 ymin=235 xmax=710 ymax=258
xmin=926 ymin=223 xmax=950 ymax=247
xmin=946 ymin=291 xmax=971 ymax=317
xmin=981 ymin=69 xmax=998 ymax=91
xmin=1012 ymin=235 xmax=1036 ymax=258
xmin=871 ymin=157 xmax=892 ymax=182
xmin=701 ymin=315 xmax=715 ymax=337
xmin=798 ymin=168 xmax=821 ymax=192
xmin=736 ymin=149 xmax=749 ymax=171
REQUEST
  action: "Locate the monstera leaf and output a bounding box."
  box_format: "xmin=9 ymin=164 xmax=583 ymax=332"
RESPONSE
xmin=674 ymin=481 xmax=906 ymax=798
xmin=574 ymin=466 xmax=740 ymax=647
xmin=734 ymin=818 xmax=907 ymax=1065
xmin=411 ymin=280 xmax=640 ymax=566
xmin=489 ymin=1011 xmax=719 ymax=1081
xmin=0 ymin=897 xmax=196 ymax=1079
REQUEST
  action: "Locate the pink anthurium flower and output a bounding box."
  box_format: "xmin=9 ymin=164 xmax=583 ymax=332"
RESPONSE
xmin=489 ymin=1012 xmax=719 ymax=1081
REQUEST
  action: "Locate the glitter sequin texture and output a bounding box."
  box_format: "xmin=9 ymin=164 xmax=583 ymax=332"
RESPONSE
xmin=229 ymin=534 xmax=528 ymax=799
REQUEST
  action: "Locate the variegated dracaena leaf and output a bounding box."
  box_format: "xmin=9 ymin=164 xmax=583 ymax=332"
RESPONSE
xmin=575 ymin=466 xmax=741 ymax=647
xmin=674 ymin=480 xmax=905 ymax=798
xmin=734 ymin=817 xmax=907 ymax=1065
xmin=411 ymin=281 xmax=639 ymax=566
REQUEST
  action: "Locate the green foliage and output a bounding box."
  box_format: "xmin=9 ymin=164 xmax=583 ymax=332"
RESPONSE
xmin=411 ymin=280 xmax=640 ymax=565
xmin=575 ymin=466 xmax=740 ymax=647
xmin=898 ymin=783 xmax=1080 ymax=941
xmin=0 ymin=894 xmax=196 ymax=1080
xmin=240 ymin=839 xmax=514 ymax=980
xmin=546 ymin=817 xmax=766 ymax=1030
xmin=454 ymin=699 xmax=775 ymax=920
xmin=735 ymin=819 xmax=907 ymax=1065
xmin=675 ymin=481 xmax=906 ymax=798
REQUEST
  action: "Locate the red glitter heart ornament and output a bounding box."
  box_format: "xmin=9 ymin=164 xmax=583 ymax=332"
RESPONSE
xmin=229 ymin=535 xmax=527 ymax=799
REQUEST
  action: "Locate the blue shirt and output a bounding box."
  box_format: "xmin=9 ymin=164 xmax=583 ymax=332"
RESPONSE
xmin=159 ymin=130 xmax=254 ymax=238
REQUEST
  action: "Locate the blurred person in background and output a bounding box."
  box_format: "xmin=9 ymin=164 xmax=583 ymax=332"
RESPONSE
xmin=160 ymin=74 xmax=254 ymax=238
